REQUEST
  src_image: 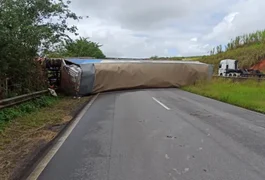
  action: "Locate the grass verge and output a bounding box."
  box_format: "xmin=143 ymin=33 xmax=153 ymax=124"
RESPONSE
xmin=0 ymin=96 xmax=58 ymax=131
xmin=0 ymin=95 xmax=92 ymax=180
xmin=182 ymin=78 xmax=265 ymax=113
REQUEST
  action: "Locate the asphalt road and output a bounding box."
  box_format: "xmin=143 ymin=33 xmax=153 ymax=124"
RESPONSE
xmin=36 ymin=89 xmax=265 ymax=180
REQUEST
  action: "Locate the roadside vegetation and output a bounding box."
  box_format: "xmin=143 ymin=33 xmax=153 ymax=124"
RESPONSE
xmin=0 ymin=95 xmax=92 ymax=180
xmin=183 ymin=78 xmax=265 ymax=113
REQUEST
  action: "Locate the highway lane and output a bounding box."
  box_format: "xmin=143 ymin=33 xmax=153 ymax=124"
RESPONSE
xmin=35 ymin=89 xmax=265 ymax=180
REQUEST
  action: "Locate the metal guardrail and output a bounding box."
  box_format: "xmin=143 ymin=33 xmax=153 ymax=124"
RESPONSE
xmin=0 ymin=90 xmax=49 ymax=110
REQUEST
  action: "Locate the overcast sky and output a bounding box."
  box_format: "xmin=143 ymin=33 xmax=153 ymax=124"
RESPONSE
xmin=68 ymin=0 xmax=265 ymax=58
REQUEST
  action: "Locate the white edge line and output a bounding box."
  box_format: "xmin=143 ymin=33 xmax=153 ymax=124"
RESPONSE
xmin=152 ymin=97 xmax=170 ymax=110
xmin=26 ymin=93 xmax=100 ymax=180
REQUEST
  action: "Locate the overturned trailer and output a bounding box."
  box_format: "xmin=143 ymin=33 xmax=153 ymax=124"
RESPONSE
xmin=60 ymin=59 xmax=213 ymax=96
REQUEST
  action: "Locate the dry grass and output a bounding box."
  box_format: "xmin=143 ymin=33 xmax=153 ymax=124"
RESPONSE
xmin=0 ymin=96 xmax=92 ymax=180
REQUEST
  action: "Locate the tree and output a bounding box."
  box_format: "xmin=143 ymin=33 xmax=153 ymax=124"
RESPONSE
xmin=63 ymin=37 xmax=106 ymax=58
xmin=150 ymin=55 xmax=159 ymax=59
xmin=0 ymin=0 xmax=84 ymax=97
xmin=210 ymin=47 xmax=216 ymax=55
xmin=46 ymin=37 xmax=106 ymax=58
xmin=216 ymin=45 xmax=223 ymax=54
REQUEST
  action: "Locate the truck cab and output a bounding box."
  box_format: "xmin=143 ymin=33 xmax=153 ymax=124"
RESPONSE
xmin=218 ymin=59 xmax=240 ymax=77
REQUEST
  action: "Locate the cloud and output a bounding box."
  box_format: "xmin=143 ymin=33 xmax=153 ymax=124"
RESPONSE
xmin=70 ymin=0 xmax=228 ymax=30
xmin=67 ymin=0 xmax=265 ymax=58
xmin=203 ymin=12 xmax=239 ymax=43
xmin=204 ymin=0 xmax=265 ymax=44
xmin=190 ymin=38 xmax=198 ymax=42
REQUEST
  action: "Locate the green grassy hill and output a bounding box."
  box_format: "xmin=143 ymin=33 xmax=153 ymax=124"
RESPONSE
xmin=198 ymin=29 xmax=265 ymax=73
xmin=198 ymin=43 xmax=265 ymax=73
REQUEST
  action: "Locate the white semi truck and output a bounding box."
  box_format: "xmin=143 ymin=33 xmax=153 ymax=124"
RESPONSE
xmin=218 ymin=59 xmax=264 ymax=77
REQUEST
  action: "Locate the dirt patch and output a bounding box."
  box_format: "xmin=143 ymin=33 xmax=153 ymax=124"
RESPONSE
xmin=0 ymin=95 xmax=92 ymax=180
xmin=250 ymin=59 xmax=265 ymax=72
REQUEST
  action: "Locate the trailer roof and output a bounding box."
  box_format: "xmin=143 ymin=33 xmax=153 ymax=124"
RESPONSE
xmin=65 ymin=58 xmax=206 ymax=65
